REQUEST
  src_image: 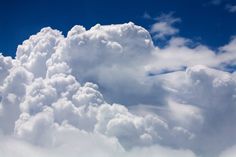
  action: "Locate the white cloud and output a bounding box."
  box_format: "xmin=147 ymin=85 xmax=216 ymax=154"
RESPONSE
xmin=16 ymin=27 xmax=63 ymax=78
xmin=0 ymin=132 xmax=197 ymax=157
xmin=149 ymin=13 xmax=181 ymax=39
xmin=220 ymin=145 xmax=236 ymax=157
xmin=0 ymin=21 xmax=236 ymax=157
xmin=0 ymin=54 xmax=13 ymax=84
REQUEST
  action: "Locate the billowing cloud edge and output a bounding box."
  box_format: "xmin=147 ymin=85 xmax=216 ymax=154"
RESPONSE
xmin=0 ymin=21 xmax=236 ymax=157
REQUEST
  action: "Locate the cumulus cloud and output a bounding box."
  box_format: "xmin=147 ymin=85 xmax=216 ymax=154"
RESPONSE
xmin=0 ymin=20 xmax=236 ymax=157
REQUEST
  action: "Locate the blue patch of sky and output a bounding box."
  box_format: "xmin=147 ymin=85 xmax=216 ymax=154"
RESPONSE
xmin=0 ymin=0 xmax=236 ymax=57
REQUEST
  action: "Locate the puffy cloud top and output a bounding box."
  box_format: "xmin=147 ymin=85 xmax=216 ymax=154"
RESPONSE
xmin=0 ymin=22 xmax=236 ymax=157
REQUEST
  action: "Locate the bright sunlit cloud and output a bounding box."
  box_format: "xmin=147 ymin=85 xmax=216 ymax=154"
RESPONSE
xmin=0 ymin=13 xmax=236 ymax=157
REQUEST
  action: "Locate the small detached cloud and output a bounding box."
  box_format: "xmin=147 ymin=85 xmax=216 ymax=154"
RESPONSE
xmin=148 ymin=12 xmax=181 ymax=39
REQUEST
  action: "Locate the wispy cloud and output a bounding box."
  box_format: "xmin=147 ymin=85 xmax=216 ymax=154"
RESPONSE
xmin=203 ymin=0 xmax=223 ymax=7
xmin=225 ymin=4 xmax=236 ymax=13
xmin=210 ymin=0 xmax=222 ymax=5
xmin=147 ymin=12 xmax=181 ymax=39
xmin=143 ymin=12 xmax=152 ymax=19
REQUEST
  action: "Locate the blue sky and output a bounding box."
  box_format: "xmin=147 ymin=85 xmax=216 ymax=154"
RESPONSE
xmin=1 ymin=0 xmax=236 ymax=57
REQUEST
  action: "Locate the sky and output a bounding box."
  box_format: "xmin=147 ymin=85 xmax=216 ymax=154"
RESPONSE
xmin=1 ymin=1 xmax=236 ymax=157
xmin=1 ymin=0 xmax=236 ymax=55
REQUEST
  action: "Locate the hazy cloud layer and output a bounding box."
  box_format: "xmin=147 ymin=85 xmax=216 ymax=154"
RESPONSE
xmin=0 ymin=21 xmax=236 ymax=157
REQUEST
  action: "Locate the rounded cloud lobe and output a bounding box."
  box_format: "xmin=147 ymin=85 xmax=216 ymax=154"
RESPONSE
xmin=0 ymin=22 xmax=236 ymax=157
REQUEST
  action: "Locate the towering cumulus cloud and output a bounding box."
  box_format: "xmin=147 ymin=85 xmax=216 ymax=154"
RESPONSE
xmin=0 ymin=22 xmax=236 ymax=157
